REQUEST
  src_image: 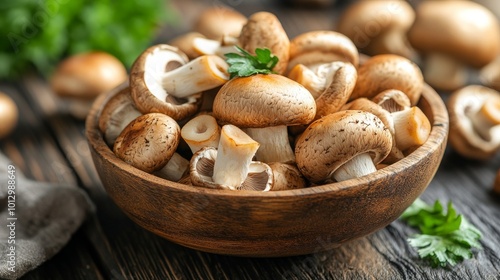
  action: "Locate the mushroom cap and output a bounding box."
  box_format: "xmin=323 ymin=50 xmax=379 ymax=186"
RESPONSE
xmin=130 ymin=44 xmax=202 ymax=121
xmin=336 ymin=0 xmax=415 ymax=56
xmin=212 ymin=74 xmax=316 ymax=128
xmin=0 ymin=92 xmax=18 ymax=139
xmin=238 ymin=11 xmax=290 ymax=75
xmin=350 ymin=54 xmax=424 ymax=106
xmin=268 ymin=162 xmax=307 ymax=191
xmin=113 ymin=113 xmax=180 ymax=173
xmin=98 ymin=86 xmax=142 ymax=147
xmin=193 ymin=6 xmax=247 ymax=40
xmin=51 ymin=51 xmax=128 ymax=99
xmin=295 ymin=110 xmax=392 ymax=183
xmin=288 ymin=30 xmax=359 ymax=71
xmin=408 ymin=0 xmax=500 ymax=68
xmin=448 ymin=85 xmax=500 ymax=160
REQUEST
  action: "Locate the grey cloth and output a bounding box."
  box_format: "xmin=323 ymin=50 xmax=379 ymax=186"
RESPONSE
xmin=0 ymin=152 xmax=94 ymax=279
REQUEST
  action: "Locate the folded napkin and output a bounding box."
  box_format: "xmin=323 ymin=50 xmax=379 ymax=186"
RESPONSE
xmin=0 ymin=152 xmax=94 ymax=279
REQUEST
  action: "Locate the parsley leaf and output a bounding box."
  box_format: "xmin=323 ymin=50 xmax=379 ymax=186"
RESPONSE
xmin=400 ymin=198 xmax=482 ymax=268
xmin=224 ymin=46 xmax=279 ymax=79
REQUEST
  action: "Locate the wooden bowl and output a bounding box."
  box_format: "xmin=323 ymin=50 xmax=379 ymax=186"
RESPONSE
xmin=86 ymin=83 xmax=448 ymax=257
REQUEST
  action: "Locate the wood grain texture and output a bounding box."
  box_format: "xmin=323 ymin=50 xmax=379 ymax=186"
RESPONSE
xmin=0 ymin=0 xmax=499 ymax=279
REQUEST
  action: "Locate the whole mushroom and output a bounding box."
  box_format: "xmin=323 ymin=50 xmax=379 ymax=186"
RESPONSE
xmin=193 ymin=6 xmax=247 ymax=40
xmin=295 ymin=110 xmax=392 ymax=183
xmin=407 ymin=0 xmax=500 ymax=91
xmin=213 ymin=74 xmax=316 ymax=163
xmin=0 ymin=92 xmax=18 ymax=139
xmin=448 ymin=85 xmax=500 ymax=160
xmin=336 ymin=0 xmax=416 ymax=59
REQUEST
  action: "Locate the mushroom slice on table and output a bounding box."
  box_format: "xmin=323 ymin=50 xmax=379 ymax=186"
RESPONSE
xmin=448 ymin=85 xmax=500 ymax=160
xmin=98 ymin=86 xmax=142 ymax=147
xmin=336 ymin=0 xmax=416 ymax=59
xmin=189 ymin=125 xmax=273 ymax=191
xmin=407 ymin=0 xmax=500 ymax=91
xmin=287 ymin=30 xmax=359 ymax=72
xmin=295 ymin=110 xmax=392 ymax=183
xmin=213 ymin=74 xmax=316 ymax=163
xmin=181 ymin=114 xmax=221 ymax=154
xmin=349 ymin=54 xmax=424 ymax=106
xmin=129 ymin=44 xmax=202 ymax=121
xmin=238 ymin=11 xmax=290 ymax=75
xmin=113 ymin=113 xmax=180 ymax=173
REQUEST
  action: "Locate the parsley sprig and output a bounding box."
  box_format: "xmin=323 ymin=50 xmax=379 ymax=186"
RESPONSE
xmin=400 ymin=198 xmax=482 ymax=268
xmin=224 ymin=46 xmax=279 ymax=79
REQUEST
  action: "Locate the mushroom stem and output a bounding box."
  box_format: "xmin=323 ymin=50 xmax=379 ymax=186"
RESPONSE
xmin=154 ymin=153 xmax=189 ymax=181
xmin=192 ymin=36 xmax=239 ymax=57
xmin=212 ymin=125 xmax=260 ymax=189
xmin=181 ymin=114 xmax=221 ymax=154
xmin=468 ymin=99 xmax=500 ymax=141
xmin=332 ymin=153 xmax=377 ymax=182
xmin=370 ymin=30 xmax=415 ymax=60
xmin=391 ymin=107 xmax=431 ymax=151
xmin=162 ymin=55 xmax=229 ymax=98
xmin=424 ymin=53 xmax=467 ymax=91
xmin=245 ymin=126 xmax=295 ymax=163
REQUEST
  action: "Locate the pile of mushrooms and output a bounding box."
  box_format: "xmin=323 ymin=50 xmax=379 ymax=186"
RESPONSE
xmin=98 ymin=8 xmax=432 ymax=192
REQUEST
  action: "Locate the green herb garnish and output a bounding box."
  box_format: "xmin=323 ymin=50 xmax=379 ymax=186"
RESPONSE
xmin=224 ymin=46 xmax=279 ymax=79
xmin=400 ymin=198 xmax=482 ymax=268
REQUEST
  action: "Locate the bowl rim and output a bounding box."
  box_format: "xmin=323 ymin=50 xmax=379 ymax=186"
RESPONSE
xmin=86 ymin=81 xmax=449 ymax=199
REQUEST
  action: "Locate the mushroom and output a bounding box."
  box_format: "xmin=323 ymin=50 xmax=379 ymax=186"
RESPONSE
xmin=129 ymin=44 xmax=203 ymax=121
xmin=212 ymin=74 xmax=316 ymax=163
xmin=189 ymin=125 xmax=273 ymax=191
xmin=153 ymin=152 xmax=190 ymax=182
xmin=295 ymin=110 xmax=392 ymax=183
xmin=113 ymin=113 xmax=180 ymax=173
xmin=349 ymin=54 xmax=424 ymax=106
xmin=407 ymin=0 xmax=500 ymax=91
xmin=480 ymin=56 xmax=500 ymax=92
xmin=448 ymin=85 xmax=500 ymax=160
xmin=289 ymin=61 xmax=357 ymax=119
xmin=51 ymin=51 xmax=128 ymax=100
xmin=336 ymin=0 xmax=416 ymax=59
xmin=268 ymin=162 xmax=307 ymax=191
xmin=193 ymin=6 xmax=247 ymax=40
xmin=168 ymin=32 xmax=206 ymax=60
xmin=181 ymin=114 xmax=221 ymax=154
xmin=371 ymin=89 xmax=411 ymax=113
xmin=238 ymin=11 xmax=290 ymax=75
xmin=0 ymin=92 xmax=18 ymax=139
xmin=287 ymin=30 xmax=359 ymax=72
xmin=98 ymin=86 xmax=142 ymax=147
xmin=391 ymin=106 xmax=431 ymax=152
xmin=191 ymin=35 xmax=239 ymax=58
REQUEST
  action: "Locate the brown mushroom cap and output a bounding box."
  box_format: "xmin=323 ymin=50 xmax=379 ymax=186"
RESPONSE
xmin=295 ymin=110 xmax=392 ymax=184
xmin=350 ymin=54 xmax=424 ymax=106
xmin=113 ymin=113 xmax=180 ymax=173
xmin=336 ymin=0 xmax=415 ymax=58
xmin=0 ymin=92 xmax=18 ymax=139
xmin=448 ymin=85 xmax=500 ymax=160
xmin=130 ymin=44 xmax=202 ymax=121
xmin=51 ymin=52 xmax=128 ymax=99
xmin=408 ymin=0 xmax=500 ymax=68
xmin=238 ymin=11 xmax=290 ymax=75
xmin=288 ymin=30 xmax=359 ymax=71
xmin=212 ymin=74 xmax=316 ymax=128
xmin=193 ymin=6 xmax=247 ymax=40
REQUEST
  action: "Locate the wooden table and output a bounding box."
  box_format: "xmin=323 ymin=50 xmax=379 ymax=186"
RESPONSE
xmin=2 ymin=0 xmax=500 ymax=279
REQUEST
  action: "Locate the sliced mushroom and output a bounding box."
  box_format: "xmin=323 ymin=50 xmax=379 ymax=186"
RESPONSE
xmin=350 ymin=54 xmax=424 ymax=106
xmin=238 ymin=11 xmax=290 ymax=75
xmin=295 ymin=110 xmax=392 ymax=183
xmin=130 ymin=44 xmax=202 ymax=121
xmin=448 ymin=85 xmax=500 ymax=160
xmin=98 ymin=86 xmax=142 ymax=147
xmin=181 ymin=114 xmax=221 ymax=154
xmin=0 ymin=92 xmax=18 ymax=139
xmin=336 ymin=0 xmax=416 ymax=59
xmin=213 ymin=74 xmax=316 ymax=163
xmin=408 ymin=0 xmax=500 ymax=91
xmin=287 ymin=30 xmax=359 ymax=73
xmin=113 ymin=113 xmax=180 ymax=173
xmin=189 ymin=126 xmax=273 ymax=191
